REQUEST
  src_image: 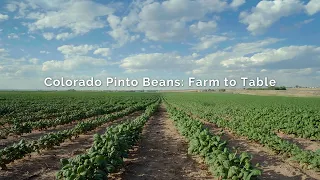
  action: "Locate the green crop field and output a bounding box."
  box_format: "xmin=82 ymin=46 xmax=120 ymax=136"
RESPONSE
xmin=0 ymin=91 xmax=319 ymax=180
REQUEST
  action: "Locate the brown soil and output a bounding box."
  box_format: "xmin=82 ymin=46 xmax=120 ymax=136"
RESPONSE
xmin=276 ymin=131 xmax=320 ymax=152
xmin=0 ymin=111 xmax=143 ymax=180
xmin=109 ymin=104 xmax=213 ymax=180
xmin=200 ymin=121 xmax=320 ymax=180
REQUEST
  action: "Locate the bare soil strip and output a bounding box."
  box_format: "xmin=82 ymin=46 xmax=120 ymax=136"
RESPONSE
xmin=0 ymin=110 xmax=128 ymax=149
xmin=0 ymin=111 xmax=143 ymax=180
xmin=200 ymin=121 xmax=320 ymax=180
xmin=276 ymin=131 xmax=320 ymax=152
xmin=110 ymin=104 xmax=213 ymax=180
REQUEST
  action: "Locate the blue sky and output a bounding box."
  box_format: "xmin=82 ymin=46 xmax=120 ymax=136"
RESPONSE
xmin=0 ymin=0 xmax=319 ymax=89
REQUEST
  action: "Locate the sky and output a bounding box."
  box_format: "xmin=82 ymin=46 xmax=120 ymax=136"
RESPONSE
xmin=0 ymin=0 xmax=319 ymax=90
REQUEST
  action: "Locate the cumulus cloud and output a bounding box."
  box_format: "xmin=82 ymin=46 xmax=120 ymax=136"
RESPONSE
xmin=2 ymin=0 xmax=320 ymax=88
xmin=305 ymin=0 xmax=320 ymax=15
xmin=190 ymin=38 xmax=320 ymax=76
xmin=8 ymin=33 xmax=19 ymax=39
xmin=192 ymin=35 xmax=229 ymax=51
xmin=93 ymin=48 xmax=111 ymax=57
xmin=221 ymin=46 xmax=320 ymax=67
xmin=56 ymin=32 xmax=75 ymax=40
xmin=0 ymin=54 xmax=42 ymax=79
xmin=41 ymin=44 xmax=109 ymax=72
xmin=42 ymin=56 xmax=107 ymax=71
xmin=57 ymin=44 xmax=97 ymax=56
xmin=104 ymin=0 xmax=240 ymax=45
xmin=40 ymin=50 xmax=50 ymax=54
xmin=189 ymin=21 xmax=217 ymax=35
xmin=190 ymin=38 xmax=283 ymax=74
xmin=29 ymin=58 xmax=39 ymax=64
xmin=230 ymin=0 xmax=246 ymax=9
xmin=0 ymin=14 xmax=9 ymax=21
xmin=23 ymin=0 xmax=114 ymax=39
xmin=6 ymin=3 xmax=18 ymax=12
xmin=240 ymin=0 xmax=304 ymax=35
xmin=107 ymin=14 xmax=138 ymax=47
xmin=120 ymin=53 xmax=195 ymax=73
xmin=134 ymin=0 xmax=228 ymax=41
xmin=229 ymin=38 xmax=282 ymax=54
xmin=42 ymin=32 xmax=54 ymax=40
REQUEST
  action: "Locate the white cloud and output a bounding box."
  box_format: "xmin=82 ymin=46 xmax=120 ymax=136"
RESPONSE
xmin=135 ymin=0 xmax=228 ymax=41
xmin=192 ymin=53 xmax=199 ymax=58
xmin=221 ymin=46 xmax=320 ymax=68
xmin=192 ymin=35 xmax=229 ymax=51
xmin=120 ymin=53 xmax=195 ymax=73
xmin=42 ymin=56 xmax=107 ymax=71
xmin=230 ymin=0 xmax=246 ymax=9
xmin=294 ymin=18 xmax=314 ymax=28
xmin=107 ymin=14 xmax=139 ymax=47
xmin=40 ymin=50 xmax=50 ymax=54
xmin=93 ymin=48 xmax=111 ymax=57
xmin=56 ymin=32 xmax=74 ymax=40
xmin=191 ymin=38 xmax=285 ymax=74
xmin=190 ymin=21 xmax=217 ymax=35
xmin=0 ymin=48 xmax=6 ymax=54
xmin=305 ymin=0 xmax=320 ymax=15
xmin=57 ymin=44 xmax=96 ymax=56
xmin=105 ymin=0 xmax=230 ymax=44
xmin=229 ymin=38 xmax=282 ymax=54
xmin=29 ymin=58 xmax=39 ymax=65
xmin=150 ymin=45 xmax=163 ymax=49
xmin=8 ymin=33 xmax=19 ymax=39
xmin=0 ymin=14 xmax=9 ymax=21
xmin=8 ymin=2 xmax=30 ymax=18
xmin=25 ymin=0 xmax=114 ymax=38
xmin=42 ymin=32 xmax=54 ymax=40
xmin=138 ymin=20 xmax=188 ymax=41
xmin=240 ymin=0 xmax=304 ymax=35
xmin=6 ymin=3 xmax=18 ymax=12
xmin=302 ymin=18 xmax=314 ymax=24
xmin=139 ymin=0 xmax=227 ymax=22
xmin=0 ymin=54 xmax=42 ymax=79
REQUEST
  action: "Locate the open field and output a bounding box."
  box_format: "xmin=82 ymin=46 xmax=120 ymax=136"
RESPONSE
xmin=226 ymin=88 xmax=320 ymax=97
xmin=0 ymin=91 xmax=319 ymax=180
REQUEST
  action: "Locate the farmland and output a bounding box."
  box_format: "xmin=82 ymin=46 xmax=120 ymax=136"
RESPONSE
xmin=0 ymin=91 xmax=319 ymax=180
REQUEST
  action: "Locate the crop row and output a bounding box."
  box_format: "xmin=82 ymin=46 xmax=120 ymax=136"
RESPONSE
xmin=0 ymin=96 xmax=153 ymax=125
xmin=164 ymin=94 xmax=320 ymax=171
xmin=0 ymin=100 xmax=106 ymax=123
xmin=56 ymin=101 xmax=160 ymax=179
xmin=177 ymin=94 xmax=320 ymax=140
xmin=0 ymin=92 xmax=158 ymax=121
xmin=164 ymin=100 xmax=261 ymax=180
xmin=0 ymin=99 xmax=157 ymax=170
xmin=0 ymin=98 xmax=155 ymax=138
xmin=0 ymin=96 xmax=106 ymax=117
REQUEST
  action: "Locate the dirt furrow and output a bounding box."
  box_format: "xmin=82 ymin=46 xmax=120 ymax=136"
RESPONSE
xmin=0 ymin=111 xmax=143 ymax=180
xmin=200 ymin=121 xmax=320 ymax=180
xmin=0 ymin=110 xmax=128 ymax=149
xmin=110 ymin=104 xmax=213 ymax=180
xmin=276 ymin=131 xmax=320 ymax=152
